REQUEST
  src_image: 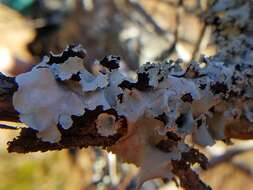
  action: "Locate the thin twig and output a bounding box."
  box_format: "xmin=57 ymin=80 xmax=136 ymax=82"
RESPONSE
xmin=153 ymin=0 xmax=178 ymax=7
xmin=191 ymin=24 xmax=207 ymax=61
xmin=126 ymin=0 xmax=172 ymax=41
xmin=0 ymin=124 xmax=18 ymax=130
xmin=208 ymin=146 xmax=253 ymax=168
xmin=155 ymin=0 xmax=183 ymax=61
xmin=230 ymin=161 xmax=253 ymax=178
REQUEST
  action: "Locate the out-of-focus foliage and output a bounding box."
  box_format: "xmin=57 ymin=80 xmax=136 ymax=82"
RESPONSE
xmin=0 ymin=0 xmax=34 ymax=12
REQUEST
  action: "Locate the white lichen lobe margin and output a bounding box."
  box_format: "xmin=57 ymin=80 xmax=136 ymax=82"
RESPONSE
xmin=51 ymin=57 xmax=84 ymax=80
xmin=95 ymin=113 xmax=118 ymax=137
xmin=11 ymin=0 xmax=253 ymax=187
xmin=13 ymin=67 xmax=84 ymax=142
xmin=12 ymin=39 xmax=252 ymax=189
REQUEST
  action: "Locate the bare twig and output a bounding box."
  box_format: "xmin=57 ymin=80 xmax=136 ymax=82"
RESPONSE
xmin=126 ymin=0 xmax=173 ymax=41
xmin=231 ymin=162 xmax=253 ymax=178
xmin=191 ymin=24 xmax=208 ymax=61
xmin=155 ymin=0 xmax=183 ymax=61
xmin=208 ymin=146 xmax=253 ymax=168
xmin=0 ymin=124 xmax=18 ymax=130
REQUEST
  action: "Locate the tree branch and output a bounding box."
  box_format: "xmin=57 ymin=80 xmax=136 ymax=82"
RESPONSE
xmin=0 ymin=1 xmax=252 ymax=189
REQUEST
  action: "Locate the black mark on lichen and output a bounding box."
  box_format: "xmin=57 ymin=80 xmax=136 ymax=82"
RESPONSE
xmin=47 ymin=45 xmax=86 ymax=65
xmin=175 ymin=114 xmax=185 ymax=128
xmin=155 ymin=113 xmax=168 ymax=125
xmin=199 ymin=83 xmax=207 ymax=90
xmin=118 ymin=72 xmax=152 ymax=91
xmin=181 ymin=93 xmax=193 ymax=103
xmin=117 ymin=93 xmax=123 ymax=103
xmin=210 ymin=82 xmax=228 ymax=94
xmin=100 ymin=55 xmax=120 ymax=71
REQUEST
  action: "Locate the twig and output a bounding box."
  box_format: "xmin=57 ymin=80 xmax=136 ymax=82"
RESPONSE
xmin=0 ymin=124 xmax=18 ymax=130
xmin=191 ymin=24 xmax=207 ymax=61
xmin=230 ymin=162 xmax=253 ymax=178
xmin=126 ymin=0 xmax=172 ymax=41
xmin=155 ymin=0 xmax=183 ymax=61
xmin=208 ymin=146 xmax=253 ymax=168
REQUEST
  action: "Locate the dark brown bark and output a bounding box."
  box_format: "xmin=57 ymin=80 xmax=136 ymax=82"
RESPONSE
xmin=172 ymin=149 xmax=211 ymax=190
xmin=7 ymin=107 xmax=128 ymax=153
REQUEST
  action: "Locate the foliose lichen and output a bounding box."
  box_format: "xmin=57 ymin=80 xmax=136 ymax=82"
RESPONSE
xmin=11 ymin=0 xmax=253 ymax=188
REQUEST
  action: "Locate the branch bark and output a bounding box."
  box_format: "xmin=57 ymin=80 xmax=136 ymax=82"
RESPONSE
xmin=0 ymin=1 xmax=252 ymax=190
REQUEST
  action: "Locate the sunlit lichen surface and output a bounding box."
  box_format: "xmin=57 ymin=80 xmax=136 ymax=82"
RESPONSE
xmin=6 ymin=0 xmax=253 ymax=189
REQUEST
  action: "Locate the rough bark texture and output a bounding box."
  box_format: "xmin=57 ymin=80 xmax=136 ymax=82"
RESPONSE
xmin=7 ymin=107 xmax=127 ymax=153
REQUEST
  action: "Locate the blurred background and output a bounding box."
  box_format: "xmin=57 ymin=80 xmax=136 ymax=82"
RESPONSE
xmin=0 ymin=0 xmax=253 ymax=189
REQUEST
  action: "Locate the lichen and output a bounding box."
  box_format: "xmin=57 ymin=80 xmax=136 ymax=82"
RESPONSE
xmin=95 ymin=113 xmax=118 ymax=137
xmin=11 ymin=0 xmax=253 ymax=188
xmin=13 ymin=68 xmax=84 ymax=142
xmin=79 ymin=69 xmax=108 ymax=92
xmin=51 ymin=57 xmax=84 ymax=80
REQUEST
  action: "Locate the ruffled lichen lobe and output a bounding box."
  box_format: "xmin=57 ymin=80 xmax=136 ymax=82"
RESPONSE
xmin=13 ymin=67 xmax=84 ymax=142
xmin=10 ymin=1 xmax=253 ymax=188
